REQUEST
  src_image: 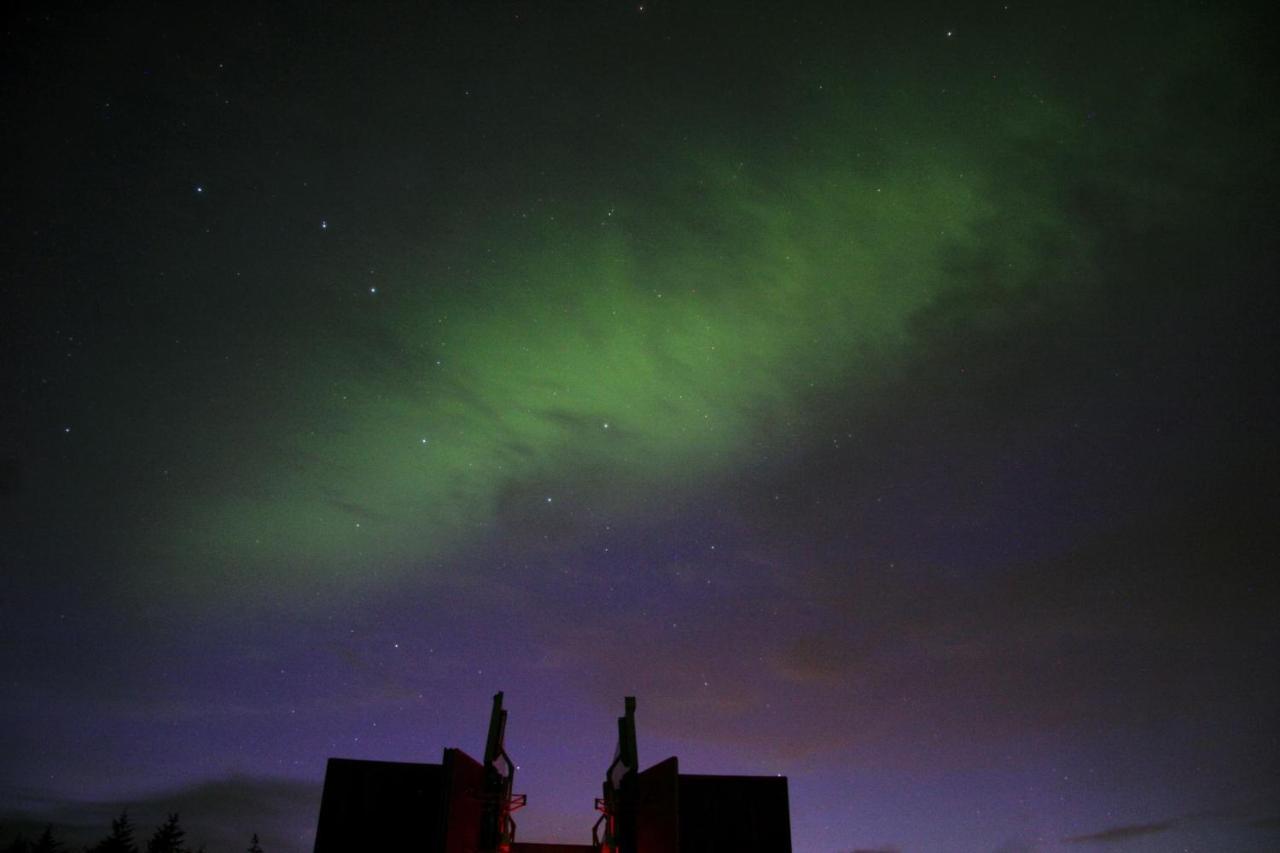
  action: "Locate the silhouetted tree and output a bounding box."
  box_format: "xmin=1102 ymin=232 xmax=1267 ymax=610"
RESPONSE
xmin=246 ymin=834 xmax=263 ymax=853
xmin=91 ymin=811 xmax=138 ymax=853
xmin=145 ymin=815 xmax=185 ymax=853
xmin=30 ymin=826 xmax=62 ymax=853
xmin=2 ymin=833 xmax=31 ymax=853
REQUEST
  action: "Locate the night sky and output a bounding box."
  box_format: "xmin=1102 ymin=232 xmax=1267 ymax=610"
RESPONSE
xmin=3 ymin=2 xmax=1278 ymax=851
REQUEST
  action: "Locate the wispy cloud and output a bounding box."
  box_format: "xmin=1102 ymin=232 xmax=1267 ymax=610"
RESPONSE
xmin=1062 ymin=819 xmax=1176 ymax=844
xmin=0 ymin=776 xmax=319 ymax=853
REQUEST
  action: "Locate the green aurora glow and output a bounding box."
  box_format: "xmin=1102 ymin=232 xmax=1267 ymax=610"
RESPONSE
xmin=152 ymin=9 xmax=1252 ymax=591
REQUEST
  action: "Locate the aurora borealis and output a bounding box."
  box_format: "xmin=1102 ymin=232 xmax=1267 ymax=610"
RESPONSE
xmin=3 ymin=2 xmax=1277 ymax=851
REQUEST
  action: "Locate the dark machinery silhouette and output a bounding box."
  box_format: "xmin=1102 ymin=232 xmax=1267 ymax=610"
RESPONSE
xmin=313 ymin=693 xmax=790 ymax=852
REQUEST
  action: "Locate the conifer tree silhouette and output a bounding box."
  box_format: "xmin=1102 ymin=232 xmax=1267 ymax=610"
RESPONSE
xmin=91 ymin=811 xmax=138 ymax=853
xmin=2 ymin=833 xmax=31 ymax=853
xmin=30 ymin=826 xmax=62 ymax=853
xmin=145 ymin=814 xmax=185 ymax=853
xmin=247 ymin=833 xmax=264 ymax=853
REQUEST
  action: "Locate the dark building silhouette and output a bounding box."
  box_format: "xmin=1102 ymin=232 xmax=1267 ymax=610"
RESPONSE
xmin=312 ymin=693 xmax=791 ymax=852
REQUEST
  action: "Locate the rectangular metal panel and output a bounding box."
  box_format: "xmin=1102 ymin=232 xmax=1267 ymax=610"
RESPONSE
xmin=636 ymin=757 xmax=679 ymax=853
xmin=313 ymin=757 xmax=446 ymax=853
xmin=676 ymin=774 xmax=792 ymax=853
xmin=442 ymin=748 xmax=487 ymax=853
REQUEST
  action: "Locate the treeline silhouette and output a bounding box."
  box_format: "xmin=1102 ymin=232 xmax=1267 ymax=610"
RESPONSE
xmin=1 ymin=812 xmax=265 ymax=853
